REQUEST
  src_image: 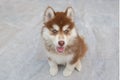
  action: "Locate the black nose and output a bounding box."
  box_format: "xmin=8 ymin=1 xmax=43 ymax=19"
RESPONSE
xmin=58 ymin=41 xmax=65 ymax=46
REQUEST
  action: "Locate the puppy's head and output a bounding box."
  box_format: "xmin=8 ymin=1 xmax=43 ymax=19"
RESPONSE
xmin=42 ymin=7 xmax=77 ymax=53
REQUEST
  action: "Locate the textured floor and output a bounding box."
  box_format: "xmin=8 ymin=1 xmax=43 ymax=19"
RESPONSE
xmin=0 ymin=0 xmax=119 ymax=80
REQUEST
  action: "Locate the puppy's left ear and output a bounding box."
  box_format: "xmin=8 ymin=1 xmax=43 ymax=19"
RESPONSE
xmin=65 ymin=7 xmax=74 ymax=21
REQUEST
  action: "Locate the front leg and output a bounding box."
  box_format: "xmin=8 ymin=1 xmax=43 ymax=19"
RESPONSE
xmin=63 ymin=63 xmax=76 ymax=76
xmin=48 ymin=58 xmax=58 ymax=76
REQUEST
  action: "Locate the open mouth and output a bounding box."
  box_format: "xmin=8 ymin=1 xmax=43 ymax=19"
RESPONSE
xmin=56 ymin=47 xmax=64 ymax=53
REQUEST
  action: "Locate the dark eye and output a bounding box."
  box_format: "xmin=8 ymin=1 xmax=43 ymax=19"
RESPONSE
xmin=64 ymin=30 xmax=69 ymax=34
xmin=52 ymin=29 xmax=58 ymax=34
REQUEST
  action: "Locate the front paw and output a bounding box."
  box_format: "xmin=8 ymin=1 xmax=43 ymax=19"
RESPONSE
xmin=63 ymin=69 xmax=72 ymax=77
xmin=50 ymin=67 xmax=58 ymax=76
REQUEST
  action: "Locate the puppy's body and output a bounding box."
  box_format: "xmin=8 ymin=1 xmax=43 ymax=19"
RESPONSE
xmin=41 ymin=7 xmax=87 ymax=76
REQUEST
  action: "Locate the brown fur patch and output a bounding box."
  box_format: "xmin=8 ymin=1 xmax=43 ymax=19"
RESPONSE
xmin=65 ymin=35 xmax=87 ymax=64
xmin=44 ymin=12 xmax=74 ymax=31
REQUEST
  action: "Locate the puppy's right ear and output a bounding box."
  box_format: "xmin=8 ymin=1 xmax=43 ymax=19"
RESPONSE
xmin=44 ymin=7 xmax=55 ymax=22
xmin=65 ymin=7 xmax=74 ymax=21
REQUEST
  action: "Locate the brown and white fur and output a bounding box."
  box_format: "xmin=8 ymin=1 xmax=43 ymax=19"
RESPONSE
xmin=41 ymin=6 xmax=87 ymax=76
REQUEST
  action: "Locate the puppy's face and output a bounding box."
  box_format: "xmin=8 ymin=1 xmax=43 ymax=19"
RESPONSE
xmin=42 ymin=7 xmax=77 ymax=53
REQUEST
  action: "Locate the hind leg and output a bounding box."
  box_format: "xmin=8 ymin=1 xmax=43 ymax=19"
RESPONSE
xmin=63 ymin=63 xmax=76 ymax=76
xmin=75 ymin=60 xmax=82 ymax=71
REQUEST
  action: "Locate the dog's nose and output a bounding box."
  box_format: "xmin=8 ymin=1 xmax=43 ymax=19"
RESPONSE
xmin=58 ymin=41 xmax=65 ymax=46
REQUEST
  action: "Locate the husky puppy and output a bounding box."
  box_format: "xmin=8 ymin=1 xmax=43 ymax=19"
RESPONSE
xmin=41 ymin=6 xmax=87 ymax=76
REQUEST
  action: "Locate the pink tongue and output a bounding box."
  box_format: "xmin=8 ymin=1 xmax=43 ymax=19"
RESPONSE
xmin=57 ymin=47 xmax=64 ymax=53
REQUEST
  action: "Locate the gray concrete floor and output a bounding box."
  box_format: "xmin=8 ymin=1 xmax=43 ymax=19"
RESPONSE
xmin=0 ymin=0 xmax=118 ymax=80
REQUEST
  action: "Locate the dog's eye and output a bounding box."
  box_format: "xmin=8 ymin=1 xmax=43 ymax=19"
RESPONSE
xmin=64 ymin=30 xmax=69 ymax=34
xmin=52 ymin=29 xmax=58 ymax=34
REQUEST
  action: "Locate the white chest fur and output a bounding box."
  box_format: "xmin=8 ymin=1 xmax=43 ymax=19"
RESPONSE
xmin=47 ymin=53 xmax=73 ymax=64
